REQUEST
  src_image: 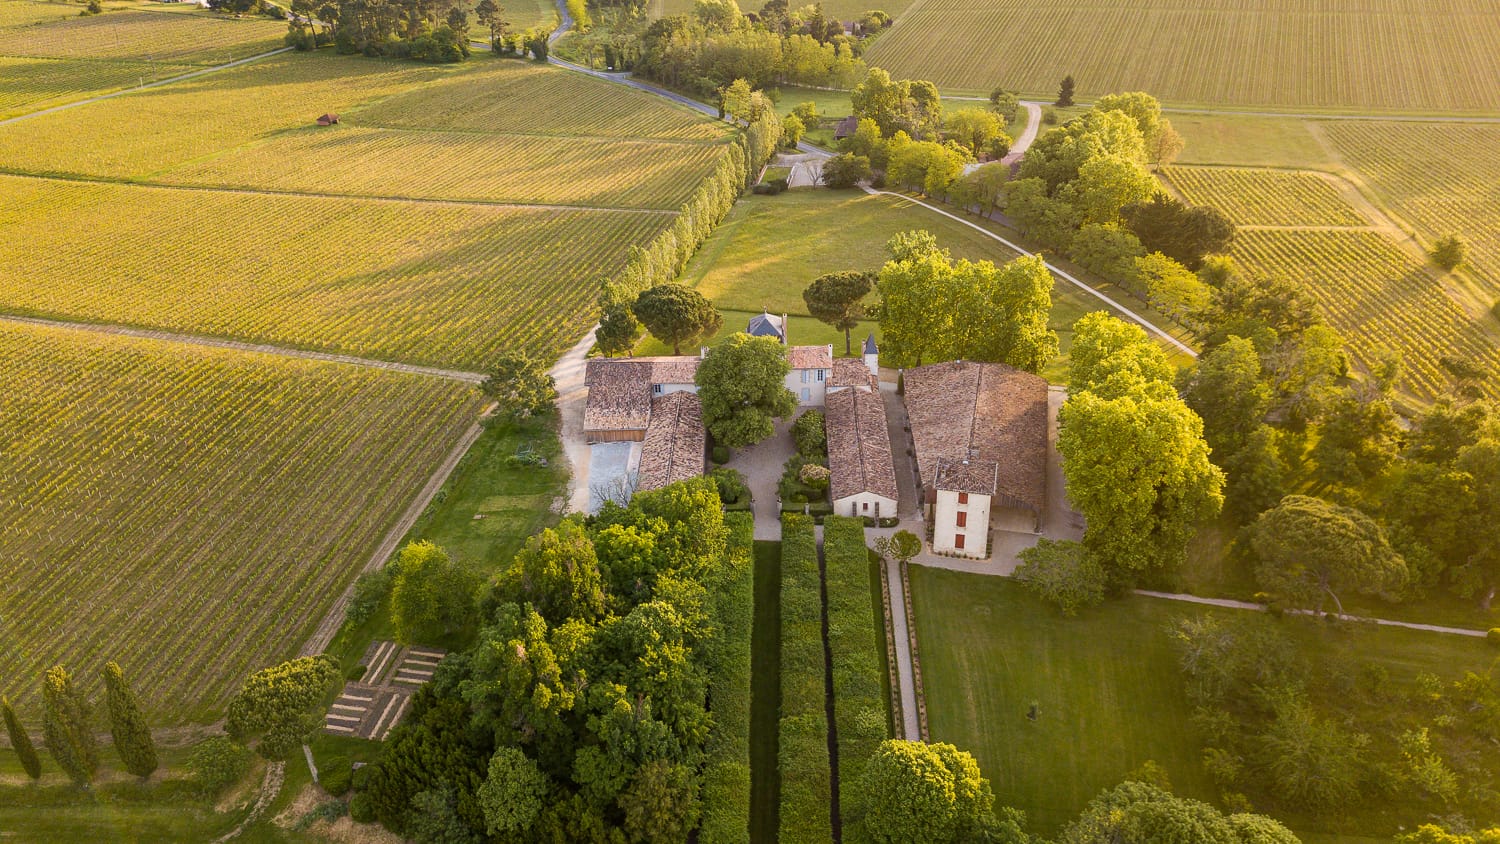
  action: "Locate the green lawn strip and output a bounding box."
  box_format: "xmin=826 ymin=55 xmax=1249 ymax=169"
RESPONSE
xmin=749 ymin=540 xmax=784 ymax=843
xmin=700 ymin=512 xmax=756 ymax=844
xmin=777 ymin=514 xmax=834 ymax=844
xmin=1171 ymin=114 xmax=1337 ymax=170
xmin=907 ymin=568 xmax=1218 ymax=836
xmin=821 ymin=516 xmax=890 ymax=831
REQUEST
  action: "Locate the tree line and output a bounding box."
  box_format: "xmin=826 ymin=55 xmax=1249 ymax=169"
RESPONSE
xmin=2 ymin=662 xmax=158 ymax=786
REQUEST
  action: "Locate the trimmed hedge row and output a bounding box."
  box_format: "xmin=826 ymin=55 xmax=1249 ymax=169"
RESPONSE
xmin=700 ymin=511 xmax=756 ymax=844
xmin=822 ymin=516 xmax=890 ymax=833
xmin=777 ymin=514 xmax=833 ymax=844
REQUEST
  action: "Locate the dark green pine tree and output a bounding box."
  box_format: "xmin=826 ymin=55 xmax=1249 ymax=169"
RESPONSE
xmin=41 ymin=665 xmax=98 ymax=787
xmin=103 ymin=662 xmax=157 ymax=779
xmin=2 ymin=695 xmax=42 ymax=780
xmin=1056 ymin=74 xmax=1076 ymax=107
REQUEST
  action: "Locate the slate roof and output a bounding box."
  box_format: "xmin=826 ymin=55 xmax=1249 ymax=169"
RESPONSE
xmin=831 ymin=357 xmax=877 ymax=390
xmin=834 ymin=115 xmax=859 ymax=139
xmin=583 ymin=356 xmax=700 ymax=432
xmin=826 ymin=387 xmax=898 ymax=504
xmin=863 ymin=333 xmax=878 ymax=355
xmin=746 ymin=311 xmax=786 ymax=342
xmin=903 ymin=360 xmax=1048 ymax=513
xmin=787 ymin=345 xmax=833 ymax=370
xmin=636 ymin=391 xmax=705 ymax=492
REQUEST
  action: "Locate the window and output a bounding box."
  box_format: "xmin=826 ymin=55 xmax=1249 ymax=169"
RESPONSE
xmin=956 ymin=511 xmax=967 ymax=528
xmin=816 ymin=369 xmax=825 ymax=382
xmin=801 ymin=370 xmax=809 ymax=383
xmin=954 ymin=533 xmax=966 ymax=550
xmin=652 ymin=384 xmax=663 ymax=395
xmin=958 ymin=492 xmax=968 ymax=505
xmin=862 ymin=501 xmax=869 ymax=512
xmin=801 ymin=387 xmax=811 ymax=401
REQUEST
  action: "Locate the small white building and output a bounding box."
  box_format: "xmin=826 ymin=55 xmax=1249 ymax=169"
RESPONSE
xmin=786 ymin=345 xmax=833 ymax=406
xmin=825 ymin=345 xmax=897 ymax=520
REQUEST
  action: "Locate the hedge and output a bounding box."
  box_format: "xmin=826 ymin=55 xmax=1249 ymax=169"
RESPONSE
xmin=777 ymin=514 xmax=833 ymax=844
xmin=822 ymin=516 xmax=890 ymax=833
xmin=700 ymin=512 xmax=756 ymax=844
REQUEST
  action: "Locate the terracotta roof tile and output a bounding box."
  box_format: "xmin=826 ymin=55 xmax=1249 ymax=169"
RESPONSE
xmin=826 ymin=387 xmax=898 ymax=504
xmin=787 ymin=345 xmax=833 ymax=370
xmin=831 ymin=357 xmax=877 ymax=389
xmin=584 ymin=356 xmax=700 ymax=431
xmin=637 ymin=391 xmax=706 ymax=491
xmin=903 ymin=360 xmax=1047 ymax=512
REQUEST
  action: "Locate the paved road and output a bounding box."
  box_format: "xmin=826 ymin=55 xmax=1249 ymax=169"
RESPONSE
xmin=0 ymin=314 xmax=486 ymax=382
xmin=0 ymin=47 xmax=293 ymax=128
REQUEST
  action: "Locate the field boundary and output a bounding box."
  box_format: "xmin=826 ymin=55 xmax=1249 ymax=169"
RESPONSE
xmin=0 ymin=314 xmax=486 ymax=383
xmin=300 ymin=412 xmax=492 ymax=657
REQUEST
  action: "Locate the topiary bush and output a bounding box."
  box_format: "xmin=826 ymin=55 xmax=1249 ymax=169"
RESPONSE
xmin=710 ymin=468 xmax=750 ymax=505
xmin=711 ymin=444 xmax=731 ymax=465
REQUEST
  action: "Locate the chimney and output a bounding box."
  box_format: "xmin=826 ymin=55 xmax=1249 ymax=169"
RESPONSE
xmin=782 ymin=313 xmax=789 ymax=345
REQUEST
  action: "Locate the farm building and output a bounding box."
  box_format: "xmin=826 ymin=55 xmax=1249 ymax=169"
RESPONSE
xmin=826 ymin=377 xmax=897 ymax=520
xmin=316 ymin=113 xmax=339 ymax=126
xmin=903 ymin=360 xmax=1047 ymax=557
xmin=636 ymin=391 xmax=706 ymax=492
xmin=834 ymin=115 xmax=859 ymax=140
xmin=583 ymin=356 xmax=700 ymax=443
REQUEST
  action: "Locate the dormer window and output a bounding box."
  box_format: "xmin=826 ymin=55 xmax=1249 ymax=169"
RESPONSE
xmin=653 ymin=384 xmax=663 ymax=394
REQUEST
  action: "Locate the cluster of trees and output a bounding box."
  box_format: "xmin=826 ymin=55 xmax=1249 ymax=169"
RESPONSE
xmin=1057 ymin=312 xmax=1224 ymax=589
xmin=875 ymin=230 xmax=1056 ymax=371
xmin=2 ymin=663 xmax=158 ymax=786
xmin=352 ymin=479 xmax=753 ymax=841
xmin=1172 ymin=613 xmax=1500 ymax=822
xmin=283 ymin=0 xmax=486 ymax=61
xmin=631 ymin=0 xmax=883 ymax=95
xmin=824 ymin=69 xmax=1013 ymax=191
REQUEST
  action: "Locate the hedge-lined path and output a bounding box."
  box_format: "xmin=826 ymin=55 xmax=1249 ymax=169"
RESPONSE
xmin=884 ymin=557 xmax=922 ymax=740
xmin=725 ymin=418 xmax=796 ymax=540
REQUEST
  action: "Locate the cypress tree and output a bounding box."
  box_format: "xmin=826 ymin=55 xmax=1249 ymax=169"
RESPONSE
xmin=1056 ymin=74 xmax=1076 ymax=107
xmin=102 ymin=662 xmax=157 ymax=779
xmin=2 ymin=696 xmax=42 ymax=780
xmin=41 ymin=665 xmax=97 ymax=787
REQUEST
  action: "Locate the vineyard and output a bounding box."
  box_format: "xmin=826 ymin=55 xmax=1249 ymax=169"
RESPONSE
xmin=1233 ymin=228 xmax=1500 ymax=399
xmin=0 ymin=55 xmax=194 ymax=119
xmin=0 ymin=319 xmax=480 ymax=722
xmin=0 ymin=7 xmax=283 ymax=64
xmin=0 ymin=53 xmax=448 ymax=178
xmin=355 ymin=59 xmax=727 ymax=141
xmin=158 ymin=125 xmax=727 ymax=210
xmin=1164 ymin=166 xmax=1366 ymax=228
xmin=1322 ymin=121 xmax=1500 ymax=295
xmin=0 ymin=175 xmax=676 ymax=368
xmin=863 ymin=0 xmax=1500 ymax=110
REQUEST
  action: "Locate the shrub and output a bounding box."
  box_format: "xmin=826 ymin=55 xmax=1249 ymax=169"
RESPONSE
xmin=349 ymin=792 xmax=377 ymax=823
xmin=710 ymin=468 xmax=750 ymax=505
xmin=779 ymin=515 xmax=833 ymax=843
xmin=321 ymin=755 xmax=352 ymax=796
xmin=792 ymin=410 xmax=827 ymax=459
xmin=821 ymin=153 xmax=873 ymax=189
xmin=798 ymin=463 xmax=830 ymax=491
xmin=700 ymin=513 xmax=755 ymax=843
xmin=711 ymin=444 xmax=731 ymax=464
xmin=344 ymin=566 xmax=392 ymax=627
xmin=188 ymin=736 xmax=253 ymax=797
xmin=1488 ymin=628 xmax=1500 ymax=645
xmin=1429 ymin=233 xmax=1468 ymax=271
xmin=1042 ymin=107 xmax=1059 ymax=125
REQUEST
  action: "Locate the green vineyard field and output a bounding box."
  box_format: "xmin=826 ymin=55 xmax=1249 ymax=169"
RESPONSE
xmin=863 ymin=0 xmax=1500 ymax=110
xmin=0 ymin=175 xmax=675 ymax=368
xmin=0 ymin=319 xmax=480 ymax=722
xmin=158 ymin=125 xmax=728 ymax=209
xmin=0 ymin=55 xmax=194 ymax=119
xmin=1323 ymin=121 xmax=1500 ymax=295
xmin=1165 ymin=166 xmax=1366 ymax=227
xmin=1233 ymin=228 xmax=1500 ymax=399
xmin=0 ymin=6 xmax=282 ymax=63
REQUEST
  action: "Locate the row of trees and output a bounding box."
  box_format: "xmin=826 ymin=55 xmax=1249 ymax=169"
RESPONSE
xmin=2 ymin=663 xmax=157 ymax=786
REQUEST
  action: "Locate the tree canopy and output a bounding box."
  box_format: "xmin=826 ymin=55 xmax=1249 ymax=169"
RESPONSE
xmin=632 ymin=284 xmax=723 ymax=355
xmin=1251 ymin=495 xmax=1407 ymax=613
xmin=803 ymin=271 xmax=874 ymax=354
xmin=391 ymin=541 xmax=481 ymax=645
xmin=694 ymin=333 xmax=797 ymax=447
xmin=482 ymin=352 xmax=557 ymax=421
xmin=225 ymin=656 xmax=341 ymax=759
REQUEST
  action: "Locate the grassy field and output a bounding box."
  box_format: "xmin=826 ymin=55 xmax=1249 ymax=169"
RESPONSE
xmin=1171 ymin=114 xmax=1337 ymax=169
xmin=0 ymin=319 xmax=479 ymax=723
xmin=1164 ymin=166 xmax=1366 ymax=227
xmin=1233 ymin=227 xmax=1500 ymax=400
xmin=650 ymin=189 xmax=1186 ymax=381
xmin=908 ymin=568 xmax=1500 ymax=839
xmin=0 ymin=175 xmax=674 ymax=368
xmin=864 ymin=0 xmax=1500 ymax=111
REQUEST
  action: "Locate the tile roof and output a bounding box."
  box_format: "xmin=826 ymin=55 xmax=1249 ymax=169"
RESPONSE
xmin=826 ymin=387 xmax=898 ymax=504
xmin=831 ymin=357 xmax=877 ymax=390
xmin=584 ymin=356 xmax=700 ymax=431
xmin=934 ymin=458 xmax=999 ymax=496
xmin=636 ymin=391 xmax=706 ymax=492
xmin=747 ymin=311 xmax=786 ymax=341
xmin=787 ymin=345 xmax=833 ymax=370
xmin=903 ymin=360 xmax=1048 ymax=513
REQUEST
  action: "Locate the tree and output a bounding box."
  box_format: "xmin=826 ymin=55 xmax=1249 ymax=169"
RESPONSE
xmin=632 ymin=284 xmax=723 ymax=355
xmin=482 ymin=352 xmax=556 ymax=421
xmin=1055 ymin=75 xmax=1075 ymax=107
xmin=1065 ymin=311 xmax=1175 ymax=395
xmin=803 ymin=271 xmax=874 ymax=354
xmin=2 ymin=696 xmax=41 ymax=780
xmin=1122 ymin=195 xmax=1235 ymax=271
xmin=945 ymin=108 xmax=1008 ymax=157
xmin=1134 ymin=251 xmax=1209 ymax=330
xmin=1251 ymin=495 xmax=1407 ymax=613
xmin=1092 ymin=91 xmax=1162 ymax=142
xmin=791 ymin=101 xmax=820 ymax=125
xmin=1309 ymin=391 xmax=1400 ymax=488
xmin=187 ymin=736 xmax=253 ymax=796
xmin=950 ymin=161 xmax=1010 ymax=217
xmin=597 ymin=301 xmax=643 ymax=356
xmin=781 ymin=113 xmax=806 ymax=148
xmin=1014 ymin=539 xmax=1105 ymax=615
xmin=695 ymin=333 xmax=797 ymax=447
xmin=1178 ymin=335 xmax=1272 ymax=455
xmin=477 ymin=747 xmax=548 ymax=836
xmin=1430 ymin=232 xmax=1468 ymax=270
xmin=225 ymin=656 xmax=342 ymax=759
xmin=792 ymin=408 xmax=827 ymax=458
xmin=619 ymin=759 xmax=701 ymax=843
xmin=874 ymin=530 xmax=922 ymax=566
xmin=1062 ymin=153 xmax=1158 ymax=226
xmin=474 ymin=0 xmax=508 ymax=46
xmin=390 ymin=541 xmax=481 ymax=644
xmin=821 ymin=152 xmax=872 ymax=188
xmin=988 ymin=87 xmax=1019 ymax=121
xmin=496 ymin=520 xmax=606 ymax=625
xmin=1060 ymin=779 xmax=1297 ymax=844
xmin=1220 ymin=425 xmax=1288 ymax=524
xmin=1146 ymin=118 xmax=1184 ymax=169
xmin=1257 ymin=693 xmax=1368 ymax=810
xmin=721 ymin=78 xmax=754 ymax=124
xmin=853 ymin=739 xmax=998 ymax=844
xmin=102 ymin=662 xmax=157 ymax=779
xmin=41 ymin=665 xmax=97 ymax=786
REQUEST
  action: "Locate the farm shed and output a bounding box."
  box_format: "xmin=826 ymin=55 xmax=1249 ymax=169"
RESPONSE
xmin=316 ymin=113 xmax=340 ymax=126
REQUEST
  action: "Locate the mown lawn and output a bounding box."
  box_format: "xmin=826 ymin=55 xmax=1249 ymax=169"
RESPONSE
xmin=749 ymin=540 xmax=784 ymax=843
